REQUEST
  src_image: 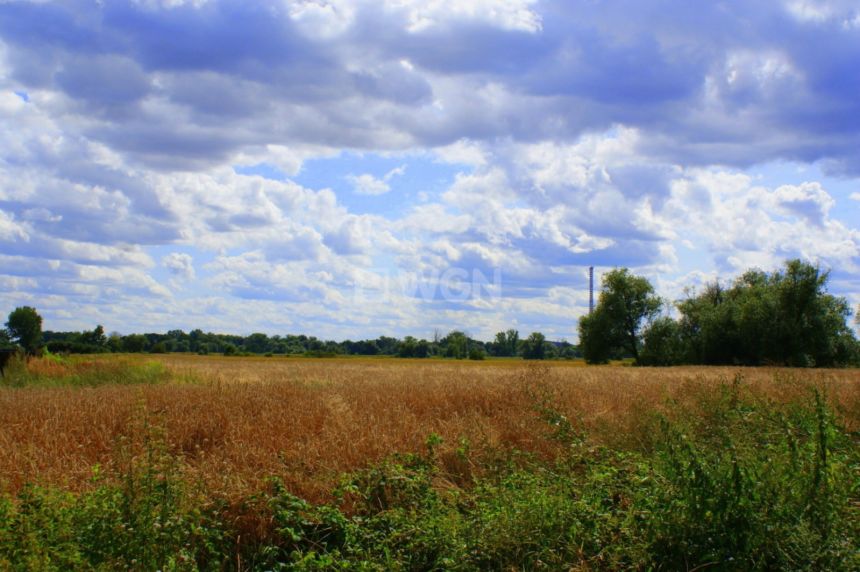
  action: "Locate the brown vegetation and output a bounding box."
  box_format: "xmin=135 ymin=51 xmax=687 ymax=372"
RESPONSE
xmin=1 ymin=354 xmax=858 ymax=504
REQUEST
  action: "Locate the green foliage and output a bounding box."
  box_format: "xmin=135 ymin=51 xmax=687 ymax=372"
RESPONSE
xmin=0 ymin=425 xmax=224 ymax=571
xmin=579 ymin=269 xmax=662 ymax=364
xmin=0 ymin=329 xmax=13 ymax=349
xmin=639 ymin=317 xmax=685 ymax=366
xmin=520 ymin=331 xmax=547 ymax=360
xmin=6 ymin=306 xmax=43 ymax=355
xmin=122 ymin=334 xmax=149 ymax=353
xmin=79 ymin=326 xmax=107 ymax=349
xmin=648 ymin=379 xmax=859 ymax=570
xmin=492 ymin=329 xmax=519 ymax=357
xmin=442 ymin=331 xmax=469 ymax=359
xmin=414 ymin=340 xmax=431 ymax=358
xmin=396 ymin=336 xmax=420 ymax=358
xmin=0 ymin=356 xmax=169 ymax=388
xmin=149 ymin=341 xmax=169 ymax=354
xmin=677 ymin=259 xmax=858 ymax=366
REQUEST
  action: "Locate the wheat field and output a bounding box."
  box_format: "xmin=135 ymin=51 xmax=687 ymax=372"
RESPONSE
xmin=1 ymin=354 xmax=858 ymax=504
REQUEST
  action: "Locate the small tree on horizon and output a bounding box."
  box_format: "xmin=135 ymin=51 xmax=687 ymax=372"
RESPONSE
xmin=6 ymin=306 xmax=43 ymax=355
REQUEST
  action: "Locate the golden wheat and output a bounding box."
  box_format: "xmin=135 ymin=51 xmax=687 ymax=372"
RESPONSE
xmin=0 ymin=354 xmax=857 ymax=504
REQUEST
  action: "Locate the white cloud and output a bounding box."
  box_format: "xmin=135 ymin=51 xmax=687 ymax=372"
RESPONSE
xmin=0 ymin=210 xmax=30 ymax=242
xmin=347 ymin=164 xmax=407 ymax=195
xmin=661 ymin=169 xmax=860 ymax=273
xmin=348 ymin=173 xmax=389 ymax=195
xmin=162 ymin=252 xmax=195 ymax=280
xmin=388 ymin=0 xmax=542 ymax=33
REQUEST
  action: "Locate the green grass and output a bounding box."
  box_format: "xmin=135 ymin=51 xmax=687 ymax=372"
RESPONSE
xmin=0 ymin=376 xmax=857 ymax=570
xmin=0 ymin=353 xmax=169 ymax=388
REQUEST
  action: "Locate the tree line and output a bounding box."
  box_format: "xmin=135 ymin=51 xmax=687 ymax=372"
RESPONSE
xmin=4 ymin=258 xmax=858 ymax=366
xmin=580 ymin=259 xmax=859 ymax=366
xmin=2 ymin=309 xmax=577 ymax=361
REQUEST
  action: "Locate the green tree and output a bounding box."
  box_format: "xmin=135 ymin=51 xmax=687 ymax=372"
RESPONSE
xmin=676 ymin=281 xmax=742 ymax=364
xmin=578 ymin=268 xmax=662 ymax=364
xmin=578 ymin=310 xmax=613 ymax=364
xmin=415 ymin=339 xmax=431 ymax=358
xmin=122 ymin=334 xmax=149 ymax=353
xmin=107 ymin=332 xmax=123 ymax=353
xmin=443 ymin=331 xmax=468 ymax=359
xmin=771 ymin=259 xmax=853 ymax=366
xmin=639 ymin=317 xmax=684 ymax=366
xmin=0 ymin=329 xmax=12 ymax=349
xmin=492 ymin=329 xmax=520 ymax=357
xmin=398 ymin=336 xmax=418 ymax=358
xmin=676 ymin=259 xmax=858 ymax=366
xmin=521 ymin=332 xmax=547 ymax=360
xmin=80 ymin=325 xmax=107 ymax=348
xmin=245 ymin=332 xmax=270 ymax=354
xmin=6 ymin=306 xmax=43 ymax=355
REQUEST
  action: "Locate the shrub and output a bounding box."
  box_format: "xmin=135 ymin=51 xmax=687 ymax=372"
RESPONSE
xmin=647 ymin=380 xmax=859 ymax=570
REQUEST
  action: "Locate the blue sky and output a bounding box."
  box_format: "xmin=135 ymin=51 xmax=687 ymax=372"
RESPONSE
xmin=1 ymin=0 xmax=860 ymax=341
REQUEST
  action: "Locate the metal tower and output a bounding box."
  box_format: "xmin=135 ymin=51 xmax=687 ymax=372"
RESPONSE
xmin=588 ymin=266 xmax=594 ymax=314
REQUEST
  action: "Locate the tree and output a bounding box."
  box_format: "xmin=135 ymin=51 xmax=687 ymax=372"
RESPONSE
xmin=398 ymin=336 xmax=418 ymax=357
xmin=6 ymin=306 xmax=42 ymax=355
xmin=415 ymin=339 xmax=431 ymax=358
xmin=639 ymin=317 xmax=684 ymax=366
xmin=521 ymin=331 xmax=547 ymax=360
xmin=443 ymin=331 xmax=468 ymax=359
xmin=0 ymin=329 xmax=12 ymax=348
xmin=578 ymin=269 xmax=662 ymax=364
xmin=245 ymin=332 xmax=270 ymax=354
xmin=492 ymin=329 xmax=520 ymax=357
xmin=80 ymin=325 xmax=107 ymax=348
xmin=676 ymin=259 xmax=858 ymax=366
xmin=107 ymin=332 xmax=123 ymax=353
xmin=122 ymin=333 xmax=149 ymax=353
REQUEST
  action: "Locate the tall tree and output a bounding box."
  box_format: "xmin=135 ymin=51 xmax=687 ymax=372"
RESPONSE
xmin=676 ymin=259 xmax=858 ymax=366
xmin=521 ymin=332 xmax=547 ymax=360
xmin=6 ymin=306 xmax=43 ymax=355
xmin=492 ymin=329 xmax=520 ymax=357
xmin=579 ymin=269 xmax=662 ymax=363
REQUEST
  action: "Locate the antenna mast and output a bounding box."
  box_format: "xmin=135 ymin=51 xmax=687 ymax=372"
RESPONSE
xmin=588 ymin=266 xmax=594 ymax=314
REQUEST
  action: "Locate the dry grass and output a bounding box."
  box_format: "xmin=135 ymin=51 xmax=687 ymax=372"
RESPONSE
xmin=1 ymin=354 xmax=858 ymax=504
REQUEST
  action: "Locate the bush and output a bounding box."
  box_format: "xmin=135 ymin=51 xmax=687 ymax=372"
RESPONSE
xmin=647 ymin=379 xmax=859 ymax=570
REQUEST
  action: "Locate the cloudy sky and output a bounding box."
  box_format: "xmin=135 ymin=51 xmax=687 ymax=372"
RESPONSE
xmin=2 ymin=0 xmax=860 ymax=341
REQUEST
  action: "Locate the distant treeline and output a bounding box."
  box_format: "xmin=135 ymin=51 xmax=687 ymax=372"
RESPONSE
xmin=40 ymin=327 xmax=579 ymax=360
xmin=10 ymin=258 xmax=860 ymax=367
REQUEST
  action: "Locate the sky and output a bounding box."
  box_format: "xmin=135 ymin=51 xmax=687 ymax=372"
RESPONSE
xmin=1 ymin=0 xmax=860 ymax=342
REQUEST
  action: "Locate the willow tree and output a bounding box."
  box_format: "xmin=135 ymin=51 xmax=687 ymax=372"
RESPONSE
xmin=579 ymin=269 xmax=662 ymax=364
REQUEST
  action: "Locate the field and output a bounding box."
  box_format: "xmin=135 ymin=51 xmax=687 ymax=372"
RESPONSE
xmin=0 ymin=354 xmax=858 ymax=570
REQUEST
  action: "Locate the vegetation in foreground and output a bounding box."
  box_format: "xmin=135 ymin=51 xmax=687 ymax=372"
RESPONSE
xmin=0 ymin=358 xmax=858 ymax=570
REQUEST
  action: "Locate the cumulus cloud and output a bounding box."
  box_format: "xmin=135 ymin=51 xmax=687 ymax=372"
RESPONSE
xmin=162 ymin=252 xmax=195 ymax=280
xmin=347 ymin=164 xmax=407 ymax=195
